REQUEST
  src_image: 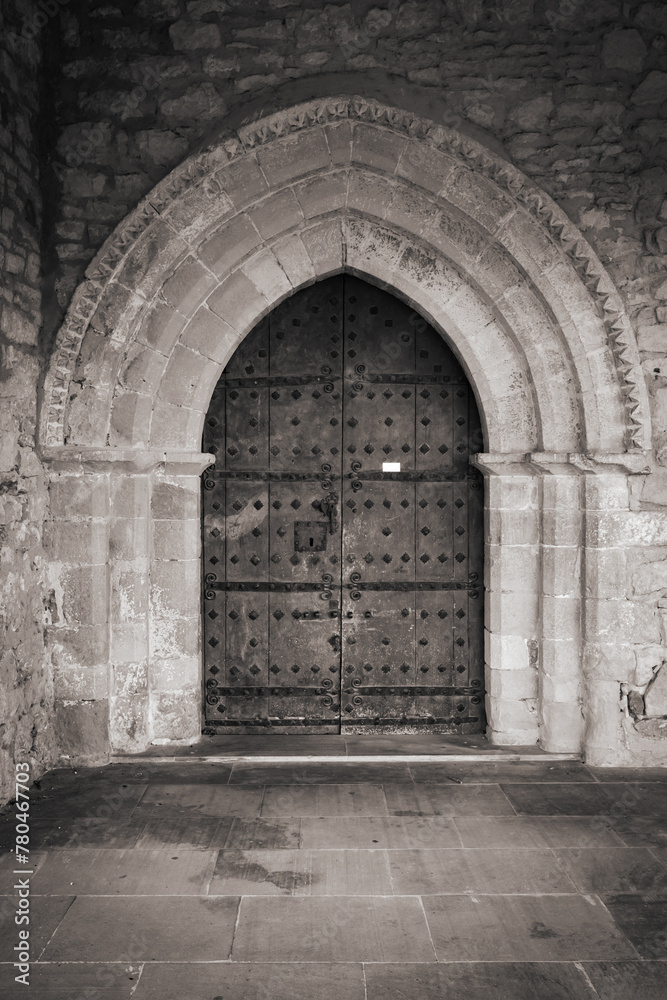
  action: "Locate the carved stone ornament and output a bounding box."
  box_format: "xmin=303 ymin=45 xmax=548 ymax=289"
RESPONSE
xmin=41 ymin=95 xmax=647 ymax=453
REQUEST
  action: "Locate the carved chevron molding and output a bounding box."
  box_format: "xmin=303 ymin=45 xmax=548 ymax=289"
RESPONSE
xmin=42 ymin=96 xmax=646 ymax=451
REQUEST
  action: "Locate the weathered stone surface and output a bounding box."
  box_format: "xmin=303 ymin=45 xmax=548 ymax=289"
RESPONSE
xmin=508 ymin=94 xmax=553 ymax=131
xmin=54 ymin=700 xmax=110 ymax=762
xmin=136 ymin=0 xmax=180 ymax=20
xmin=151 ymin=481 xmax=199 ymax=520
xmin=634 ymin=645 xmax=664 ymax=686
xmin=638 ymin=325 xmax=667 ymax=351
xmin=633 ymin=559 xmax=667 ymax=595
xmin=136 ymin=129 xmax=189 ymax=167
xmin=203 ymin=54 xmax=241 ymax=76
xmin=160 ymin=83 xmax=226 ymax=120
xmin=169 ymin=20 xmax=221 ymax=50
xmin=631 ymin=71 xmax=667 ymax=106
xmin=644 ymin=664 xmax=667 ymax=717
xmin=602 ymin=29 xmax=647 ymax=72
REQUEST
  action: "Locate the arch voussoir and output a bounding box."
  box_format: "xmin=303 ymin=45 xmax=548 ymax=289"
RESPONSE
xmin=40 ymin=96 xmax=652 ymax=764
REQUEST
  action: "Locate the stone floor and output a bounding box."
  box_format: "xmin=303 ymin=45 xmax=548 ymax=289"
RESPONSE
xmin=1 ymin=752 xmax=666 ymax=999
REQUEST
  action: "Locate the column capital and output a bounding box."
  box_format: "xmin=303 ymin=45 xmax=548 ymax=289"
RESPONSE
xmin=472 ymin=452 xmax=652 ymax=477
xmin=40 ymin=446 xmax=215 ymax=476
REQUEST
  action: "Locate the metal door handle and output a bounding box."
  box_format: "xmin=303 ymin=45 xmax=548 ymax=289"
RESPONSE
xmin=319 ymin=492 xmax=338 ymax=534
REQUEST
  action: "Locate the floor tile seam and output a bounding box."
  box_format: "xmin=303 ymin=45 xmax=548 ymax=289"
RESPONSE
xmin=22 ymin=891 xmax=638 ymax=901
xmin=129 ymin=962 xmax=145 ymax=996
xmin=203 ymin=845 xmax=221 ymax=894
xmin=583 ymin=892 xmax=647 ymax=962
xmin=209 ymin=845 xmax=643 ymax=853
xmin=416 ymin=894 xmax=439 ymax=962
xmin=33 ymin=893 xmax=76 ymax=962
xmin=647 ymin=845 xmax=667 ymax=866
xmin=544 ymin=846 xmax=583 ymax=893
xmin=495 ymin=782 xmax=519 ymax=817
xmin=228 ymin=895 xmax=243 ymax=962
xmin=6 ymin=958 xmax=659 ymax=965
xmin=66 ymin=890 xmax=619 ymax=898
xmin=3 ymin=959 xmax=663 ymax=966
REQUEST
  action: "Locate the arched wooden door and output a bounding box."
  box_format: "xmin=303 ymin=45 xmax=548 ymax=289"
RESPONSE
xmin=202 ymin=275 xmax=484 ymax=734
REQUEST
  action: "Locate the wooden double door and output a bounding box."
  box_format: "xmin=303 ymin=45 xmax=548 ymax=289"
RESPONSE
xmin=202 ymin=276 xmax=484 ymax=733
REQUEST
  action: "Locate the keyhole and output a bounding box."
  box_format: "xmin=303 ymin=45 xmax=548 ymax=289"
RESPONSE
xmin=309 ymin=537 xmax=314 ymax=547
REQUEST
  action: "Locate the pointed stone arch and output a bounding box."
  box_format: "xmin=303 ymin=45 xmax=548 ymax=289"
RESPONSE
xmin=40 ymin=97 xmax=652 ymax=765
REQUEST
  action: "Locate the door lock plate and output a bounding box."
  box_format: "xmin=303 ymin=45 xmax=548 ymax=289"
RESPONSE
xmin=294 ymin=521 xmax=328 ymax=552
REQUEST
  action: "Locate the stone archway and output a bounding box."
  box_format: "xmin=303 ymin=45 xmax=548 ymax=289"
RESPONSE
xmin=40 ymin=96 xmax=651 ymax=765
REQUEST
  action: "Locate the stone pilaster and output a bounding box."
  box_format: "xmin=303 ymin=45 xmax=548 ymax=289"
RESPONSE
xmin=42 ymin=447 xmax=213 ymax=756
xmin=474 ymin=455 xmax=541 ymax=747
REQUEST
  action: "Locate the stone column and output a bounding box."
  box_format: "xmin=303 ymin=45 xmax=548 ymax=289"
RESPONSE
xmin=45 ymin=456 xmax=111 ymax=762
xmin=474 ymin=455 xmax=541 ymax=746
xmin=532 ymin=456 xmax=584 ymax=754
xmin=579 ymin=455 xmax=653 ymax=765
xmin=148 ymin=453 xmax=213 ymax=745
xmin=108 ymin=467 xmax=151 ymax=752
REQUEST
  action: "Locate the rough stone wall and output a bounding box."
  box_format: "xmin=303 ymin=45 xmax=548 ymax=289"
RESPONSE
xmin=48 ymin=0 xmax=667 ymax=346
xmin=0 ymin=1 xmax=57 ymax=804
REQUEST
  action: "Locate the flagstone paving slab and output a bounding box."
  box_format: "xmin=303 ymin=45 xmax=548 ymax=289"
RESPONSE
xmin=23 ymin=784 xmax=147 ymax=821
xmin=601 ymin=896 xmax=667 ymax=958
xmin=588 ymin=768 xmax=667 ymax=783
xmin=135 ymin=815 xmax=232 ymax=850
xmin=387 ymin=848 xmax=576 ymax=894
xmin=131 ymin=962 xmax=366 ymax=1000
xmin=41 ymin=896 xmax=240 ymax=962
xmin=383 ymin=782 xmax=515 ymax=816
xmin=231 ymin=896 xmax=437 ymax=962
xmin=0 ymin=850 xmax=47 ymax=891
xmin=62 ymin=817 xmax=147 ymax=850
xmin=223 ymin=817 xmax=302 ymax=850
xmin=607 ymin=814 xmax=667 ymax=848
xmin=408 ymin=761 xmax=595 ymax=783
xmin=210 ymin=848 xmax=393 ymax=895
xmin=553 ymin=847 xmax=667 ymax=895
xmin=261 ymin=783 xmax=387 ymax=817
xmin=299 ymin=815 xmax=462 ymax=849
xmin=0 ymin=895 xmax=75 ymax=962
xmin=422 ymin=894 xmax=641 ymax=961
xmin=582 ymin=961 xmax=667 ymax=999
xmin=229 ymin=762 xmax=413 ymax=784
xmin=28 ymin=849 xmax=218 ymax=896
xmin=499 ymin=783 xmax=619 ymax=815
xmin=135 ymin=784 xmax=263 ymax=818
xmin=363 ymin=962 xmax=595 ymax=1000
xmin=453 ymin=815 xmax=625 ymax=849
xmin=600 ymin=783 xmax=667 ymax=817
xmin=1 ymin=963 xmax=140 ymax=1000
